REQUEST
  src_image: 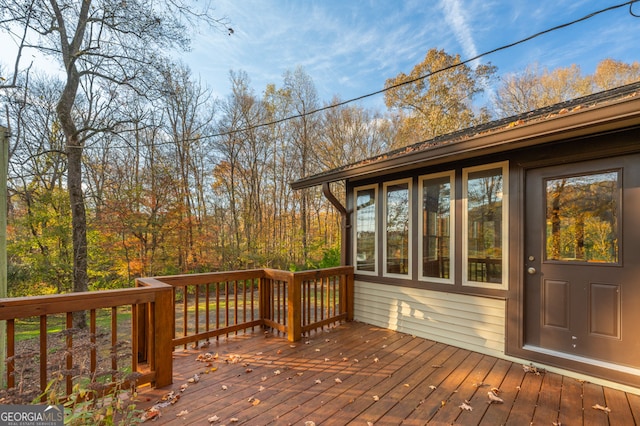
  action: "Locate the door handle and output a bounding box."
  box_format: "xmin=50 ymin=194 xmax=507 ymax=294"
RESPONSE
xmin=527 ymin=267 xmax=537 ymax=275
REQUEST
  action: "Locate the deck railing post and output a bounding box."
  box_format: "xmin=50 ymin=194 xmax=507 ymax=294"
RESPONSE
xmin=346 ymin=268 xmax=354 ymax=321
xmin=153 ymin=286 xmax=173 ymax=387
xmin=287 ymin=273 xmax=301 ymax=342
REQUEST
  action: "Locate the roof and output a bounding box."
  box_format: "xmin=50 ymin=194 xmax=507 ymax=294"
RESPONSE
xmin=291 ymin=81 xmax=640 ymax=190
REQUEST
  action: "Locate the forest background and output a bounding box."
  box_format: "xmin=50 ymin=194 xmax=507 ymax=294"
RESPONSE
xmin=1 ymin=2 xmax=639 ymax=298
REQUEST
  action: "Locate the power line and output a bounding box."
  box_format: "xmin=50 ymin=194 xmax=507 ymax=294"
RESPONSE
xmin=54 ymin=0 xmax=639 ymax=150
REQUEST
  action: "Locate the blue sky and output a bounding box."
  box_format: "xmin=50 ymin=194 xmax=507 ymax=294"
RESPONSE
xmin=184 ymin=0 xmax=640 ymax=110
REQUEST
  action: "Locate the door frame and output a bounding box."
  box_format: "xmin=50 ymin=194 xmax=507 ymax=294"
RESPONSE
xmin=505 ymin=131 xmax=640 ymax=388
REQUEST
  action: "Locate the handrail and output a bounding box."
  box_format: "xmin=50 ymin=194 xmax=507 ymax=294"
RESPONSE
xmin=0 ymin=279 xmax=173 ymax=399
xmin=0 ymin=266 xmax=353 ymax=400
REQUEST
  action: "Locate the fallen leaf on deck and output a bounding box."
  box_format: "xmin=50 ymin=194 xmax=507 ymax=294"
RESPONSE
xmin=488 ymin=391 xmax=504 ymax=404
xmin=335 ymin=378 xmax=342 ymax=384
xmin=373 ymin=395 xmax=379 ymax=401
xmin=429 ymin=385 xmax=436 ymax=390
xmin=382 ymin=344 xmax=387 ymax=348
xmin=441 ymin=400 xmax=446 ymax=407
xmin=188 ymin=373 xmax=200 ymax=383
xmin=367 ymin=422 xmax=374 ymax=426
xmin=274 ymin=370 xmax=281 ymax=375
xmin=304 ymin=422 xmax=316 ymax=426
xmin=490 ymin=387 xmax=500 ymax=394
xmin=141 ymin=407 xmax=161 ymax=422
xmin=221 ymin=385 xmax=228 ymax=390
xmin=252 ymin=399 xmax=261 ymax=406
xmin=255 ymin=352 xmax=263 ymax=355
xmin=592 ymin=404 xmax=611 ymax=413
xmin=432 ymin=364 xmax=443 ymax=368
xmin=404 ymin=383 xmax=410 ymax=387
xmin=342 ymin=357 xmax=348 ymax=362
xmin=259 ymin=386 xmax=265 ymax=391
xmin=459 ymin=402 xmax=473 ymax=411
xmin=261 ymin=376 xmax=267 ymax=381
xmin=230 ymin=418 xmax=239 ymax=423
xmin=245 ymin=368 xmax=253 ymax=373
xmin=473 ymin=382 xmax=486 ymax=387
xmin=315 ymin=348 xmax=321 ymax=352
xmin=315 ymin=379 xmax=322 ymax=384
xmin=522 ymin=363 xmax=544 ymax=375
xmin=208 ymin=414 xmax=219 ymax=423
xmin=373 ymin=357 xmax=379 ymax=363
xmin=354 ymin=359 xmax=359 ymax=363
xmin=176 ymin=410 xmax=188 ymax=417
xmin=324 ymin=358 xmax=330 ymax=362
xmin=180 ymin=384 xmax=188 ymax=392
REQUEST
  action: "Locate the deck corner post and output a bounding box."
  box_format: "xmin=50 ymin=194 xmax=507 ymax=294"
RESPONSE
xmin=153 ymin=286 xmax=173 ymax=387
xmin=346 ymin=268 xmax=354 ymax=321
xmin=287 ymin=273 xmax=302 ymax=342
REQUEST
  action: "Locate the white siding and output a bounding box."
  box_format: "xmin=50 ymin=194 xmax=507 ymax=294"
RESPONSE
xmin=354 ymin=280 xmax=506 ymax=357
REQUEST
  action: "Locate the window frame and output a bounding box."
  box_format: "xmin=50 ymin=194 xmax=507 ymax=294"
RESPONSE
xmin=383 ymin=178 xmax=413 ymax=279
xmin=353 ymin=184 xmax=378 ymax=276
xmin=418 ymin=170 xmax=455 ymax=284
xmin=462 ymin=161 xmax=509 ymax=290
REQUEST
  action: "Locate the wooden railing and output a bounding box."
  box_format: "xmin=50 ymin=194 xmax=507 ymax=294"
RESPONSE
xmin=136 ymin=266 xmax=354 ymax=349
xmin=0 ymin=278 xmax=173 ymax=399
xmin=0 ymin=266 xmax=353 ymax=399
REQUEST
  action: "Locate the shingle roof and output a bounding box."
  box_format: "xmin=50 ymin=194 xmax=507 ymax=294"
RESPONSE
xmin=291 ymin=81 xmax=640 ymax=189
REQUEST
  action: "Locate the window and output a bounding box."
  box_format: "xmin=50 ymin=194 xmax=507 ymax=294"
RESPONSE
xmin=463 ymin=162 xmax=508 ymax=288
xmin=419 ymin=171 xmax=454 ymax=283
xmin=354 ymin=185 xmax=377 ymax=274
xmin=545 ymin=170 xmax=619 ymax=264
xmin=384 ymin=179 xmax=412 ymax=277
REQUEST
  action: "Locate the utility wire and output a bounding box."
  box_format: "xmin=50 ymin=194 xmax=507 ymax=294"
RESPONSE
xmin=188 ymin=0 xmax=639 ymax=141
xmin=49 ymin=0 xmax=639 ymax=150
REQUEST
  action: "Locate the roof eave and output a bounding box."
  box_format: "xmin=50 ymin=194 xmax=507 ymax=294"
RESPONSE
xmin=291 ymin=94 xmax=640 ymax=190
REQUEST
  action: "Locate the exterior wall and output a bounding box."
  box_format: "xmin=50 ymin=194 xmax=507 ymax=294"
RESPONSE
xmin=354 ymin=280 xmax=506 ymax=358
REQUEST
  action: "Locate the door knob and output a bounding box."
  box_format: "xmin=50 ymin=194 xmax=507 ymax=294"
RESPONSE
xmin=527 ymin=267 xmax=536 ymax=275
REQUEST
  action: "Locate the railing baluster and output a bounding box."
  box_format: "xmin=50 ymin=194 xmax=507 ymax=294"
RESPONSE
xmin=39 ymin=315 xmax=47 ymax=397
xmin=111 ymin=306 xmax=118 ymax=381
xmin=225 ymin=281 xmax=230 ymax=337
xmin=90 ymin=310 xmax=97 ymax=375
xmin=195 ymin=284 xmax=200 ymax=342
xmin=216 ymin=282 xmax=220 ymax=340
xmin=65 ymin=312 xmax=73 ymax=395
xmin=205 ymin=283 xmax=210 ymax=340
xmin=6 ymin=319 xmax=14 ymax=388
xmin=131 ymin=304 xmax=138 ymax=377
xmin=234 ymin=280 xmax=238 ymax=335
xmin=183 ymin=287 xmax=188 ymax=349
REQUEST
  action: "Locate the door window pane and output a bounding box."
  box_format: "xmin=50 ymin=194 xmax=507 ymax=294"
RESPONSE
xmin=466 ymin=167 xmax=503 ymax=283
xmin=355 ymin=187 xmax=376 ymax=272
xmin=421 ymin=175 xmax=452 ymax=280
xmin=545 ymin=171 xmax=619 ymax=263
xmin=385 ymin=181 xmax=410 ymax=276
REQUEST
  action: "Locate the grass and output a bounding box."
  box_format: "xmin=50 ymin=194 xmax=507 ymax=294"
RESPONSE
xmin=13 ymin=309 xmax=132 ymax=342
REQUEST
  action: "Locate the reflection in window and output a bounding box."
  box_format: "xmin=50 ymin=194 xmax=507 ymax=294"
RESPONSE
xmin=546 ymin=171 xmax=619 ymax=263
xmin=466 ymin=167 xmax=503 ymax=283
xmin=385 ymin=181 xmax=410 ymax=276
xmin=421 ymin=174 xmax=452 ymax=280
xmin=355 ymin=186 xmax=376 ymax=272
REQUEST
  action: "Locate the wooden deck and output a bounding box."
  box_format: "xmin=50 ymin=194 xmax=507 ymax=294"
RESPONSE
xmin=136 ymin=321 xmax=640 ymax=425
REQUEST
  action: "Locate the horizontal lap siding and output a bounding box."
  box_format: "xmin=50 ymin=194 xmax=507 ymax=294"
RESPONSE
xmin=354 ymin=281 xmax=506 ymax=357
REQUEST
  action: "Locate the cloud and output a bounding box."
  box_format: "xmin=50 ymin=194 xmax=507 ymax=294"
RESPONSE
xmin=439 ymin=0 xmax=479 ymax=65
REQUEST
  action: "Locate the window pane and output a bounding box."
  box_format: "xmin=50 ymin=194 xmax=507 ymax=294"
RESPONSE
xmin=545 ymin=171 xmax=619 ymax=263
xmin=356 ymin=188 xmax=376 ymax=271
xmin=422 ymin=176 xmax=451 ymax=279
xmin=386 ymin=182 xmax=410 ymax=275
xmin=467 ymin=168 xmax=503 ymax=283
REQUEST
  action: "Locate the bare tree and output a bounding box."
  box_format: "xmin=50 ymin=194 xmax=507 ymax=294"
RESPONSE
xmin=0 ymin=0 xmax=225 ymax=326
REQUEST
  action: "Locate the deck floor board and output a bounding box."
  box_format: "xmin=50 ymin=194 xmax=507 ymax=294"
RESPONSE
xmin=136 ymin=321 xmax=640 ymax=425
